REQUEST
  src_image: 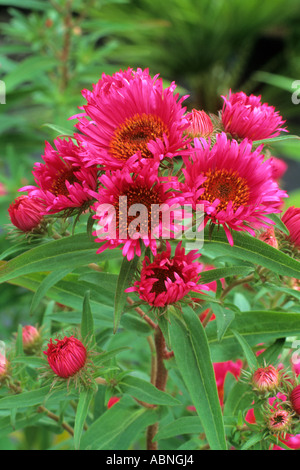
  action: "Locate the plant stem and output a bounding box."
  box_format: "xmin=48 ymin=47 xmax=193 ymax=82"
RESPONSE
xmin=37 ymin=405 xmax=74 ymax=436
xmin=146 ymin=328 xmax=168 ymax=450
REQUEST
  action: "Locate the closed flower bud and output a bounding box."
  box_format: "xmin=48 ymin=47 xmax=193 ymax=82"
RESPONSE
xmin=44 ymin=335 xmax=87 ymax=379
xmin=8 ymin=195 xmax=46 ymax=233
xmin=282 ymin=206 xmax=300 ymax=249
xmin=258 ymin=228 xmax=278 ymax=249
xmin=0 ymin=353 xmax=9 ymax=383
xmin=186 ymin=109 xmax=214 ymax=138
xmin=22 ymin=325 xmax=42 ymax=355
xmin=290 ymin=384 xmax=300 ymax=415
xmin=252 ymin=365 xmax=280 ymax=393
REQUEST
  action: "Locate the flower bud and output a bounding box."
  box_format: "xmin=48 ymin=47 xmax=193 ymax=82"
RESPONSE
xmin=258 ymin=228 xmax=278 ymax=249
xmin=290 ymin=384 xmax=300 ymax=415
xmin=0 ymin=353 xmax=9 ymax=383
xmin=266 ymin=409 xmax=292 ymax=433
xmin=252 ymin=365 xmax=280 ymax=393
xmin=8 ymin=195 xmax=45 ymax=233
xmin=186 ymin=109 xmax=214 ymax=138
xmin=22 ymin=325 xmax=42 ymax=355
xmin=44 ymin=336 xmax=87 ymax=379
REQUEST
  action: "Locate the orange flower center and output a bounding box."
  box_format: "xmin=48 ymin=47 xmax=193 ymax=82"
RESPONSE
xmin=117 ymin=184 xmax=162 ymax=237
xmin=51 ymin=167 xmax=80 ymax=197
xmin=202 ymin=168 xmax=250 ymax=211
xmin=109 ymin=113 xmax=169 ymax=161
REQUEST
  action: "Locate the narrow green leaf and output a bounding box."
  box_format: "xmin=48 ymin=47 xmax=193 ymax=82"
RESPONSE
xmin=168 ymin=305 xmax=227 ymax=450
xmin=154 ymin=416 xmax=203 ymax=441
xmin=240 ymin=432 xmax=265 ymax=450
xmin=203 ymin=227 xmax=300 ymax=279
xmin=81 ymin=291 xmax=95 ymax=344
xmin=41 ymin=123 xmax=75 ymax=137
xmin=253 ymin=134 xmax=300 ymax=146
xmin=114 ymin=254 xmax=140 ymax=333
xmin=231 ymin=329 xmax=258 ymax=370
xmin=119 ymin=375 xmax=180 ymax=406
xmin=199 ymin=266 xmax=253 ymax=284
xmin=209 ymin=303 xmax=235 ymax=342
xmin=0 ymin=233 xmax=121 ymax=284
xmin=29 ymin=268 xmax=71 ymax=316
xmin=74 ymin=389 xmax=94 ymax=450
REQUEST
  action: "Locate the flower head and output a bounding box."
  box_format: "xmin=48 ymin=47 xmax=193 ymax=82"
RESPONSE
xmin=258 ymin=228 xmax=278 ymax=249
xmin=44 ymin=335 xmax=87 ymax=379
xmin=8 ymin=195 xmax=46 ymax=233
xmin=181 ymin=133 xmax=287 ymax=245
xmin=73 ymin=69 xmax=189 ymax=170
xmin=266 ymin=409 xmax=292 ymax=434
xmin=21 ymin=138 xmax=98 ymax=215
xmin=126 ymin=242 xmax=205 ymax=308
xmin=92 ymin=160 xmax=183 ymax=260
xmin=185 ymin=109 xmax=214 ymax=139
xmin=221 ymin=90 xmax=287 ymax=141
xmin=290 ymin=384 xmax=300 ymax=415
xmin=282 ymin=206 xmax=300 ymax=249
xmin=252 ymin=365 xmax=280 ymax=393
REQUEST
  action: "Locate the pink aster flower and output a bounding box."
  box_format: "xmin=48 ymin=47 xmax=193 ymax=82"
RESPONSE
xmin=269 ymin=157 xmax=288 ymax=182
xmin=44 ymin=335 xmax=87 ymax=379
xmin=0 ymin=353 xmax=9 ymax=383
xmin=73 ymin=69 xmax=189 ymax=170
xmin=126 ymin=241 xmax=205 ymax=308
xmin=22 ymin=325 xmax=42 ymax=355
xmin=8 ymin=195 xmax=46 ymax=232
xmin=221 ymin=90 xmax=287 ymax=141
xmin=282 ymin=206 xmax=300 ymax=249
xmin=21 ymin=138 xmax=98 ymax=214
xmin=91 ymin=160 xmax=184 ymax=260
xmin=181 ymin=133 xmax=287 ymax=245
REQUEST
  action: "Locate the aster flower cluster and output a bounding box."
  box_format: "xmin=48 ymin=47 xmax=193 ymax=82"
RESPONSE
xmin=6 ymin=67 xmax=295 ymax=311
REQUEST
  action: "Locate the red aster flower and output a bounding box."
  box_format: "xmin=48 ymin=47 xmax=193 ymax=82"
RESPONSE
xmin=73 ymin=69 xmax=189 ymax=171
xmin=290 ymin=384 xmax=300 ymax=415
xmin=21 ymin=138 xmax=98 ymax=215
xmin=0 ymin=353 xmax=9 ymax=383
xmin=91 ymin=160 xmax=184 ymax=260
xmin=44 ymin=335 xmax=87 ymax=379
xmin=8 ymin=195 xmax=46 ymax=232
xmin=282 ymin=206 xmax=300 ymax=249
xmin=181 ymin=133 xmax=287 ymax=245
xmin=185 ymin=109 xmax=214 ymax=138
xmin=221 ymin=90 xmax=287 ymax=141
xmin=126 ymin=241 xmax=205 ymax=307
xmin=252 ymin=365 xmax=280 ymax=393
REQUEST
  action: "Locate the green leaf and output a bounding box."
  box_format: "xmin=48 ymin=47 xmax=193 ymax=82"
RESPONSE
xmin=154 ymin=416 xmax=203 ymax=441
xmin=168 ymin=305 xmax=227 ymax=450
xmin=231 ymin=329 xmax=258 ymax=370
xmin=79 ymin=397 xmax=157 ymax=450
xmin=74 ymin=389 xmax=94 ymax=450
xmin=41 ymin=123 xmax=75 ymax=137
xmin=252 ymin=134 xmax=300 ymax=146
xmin=199 ymin=266 xmax=253 ymax=284
xmin=114 ymin=253 xmax=140 ymax=333
xmin=202 ymin=227 xmax=300 ymax=279
xmin=206 ymin=310 xmax=300 ymax=362
xmin=29 ymin=268 xmax=71 ymax=316
xmin=209 ymin=303 xmax=235 ymax=342
xmin=119 ymin=375 xmax=180 ymax=406
xmin=81 ymin=291 xmax=95 ymax=344
xmin=0 ymin=386 xmax=76 ymax=410
xmin=0 ymin=233 xmax=120 ymax=284
xmin=240 ymin=432 xmax=265 ymax=450
xmin=4 ymin=56 xmax=57 ymax=93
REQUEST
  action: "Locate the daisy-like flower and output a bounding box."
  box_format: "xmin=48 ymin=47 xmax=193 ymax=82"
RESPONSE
xmin=181 ymin=133 xmax=287 ymax=245
xmin=126 ymin=241 xmax=205 ymax=308
xmin=221 ymin=90 xmax=287 ymax=141
xmin=73 ymin=69 xmax=189 ymax=170
xmin=8 ymin=195 xmax=46 ymax=233
xmin=21 ymin=138 xmax=98 ymax=215
xmin=91 ymin=160 xmax=184 ymax=260
xmin=290 ymin=384 xmax=300 ymax=415
xmin=266 ymin=409 xmax=293 ymax=434
xmin=282 ymin=206 xmax=300 ymax=249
